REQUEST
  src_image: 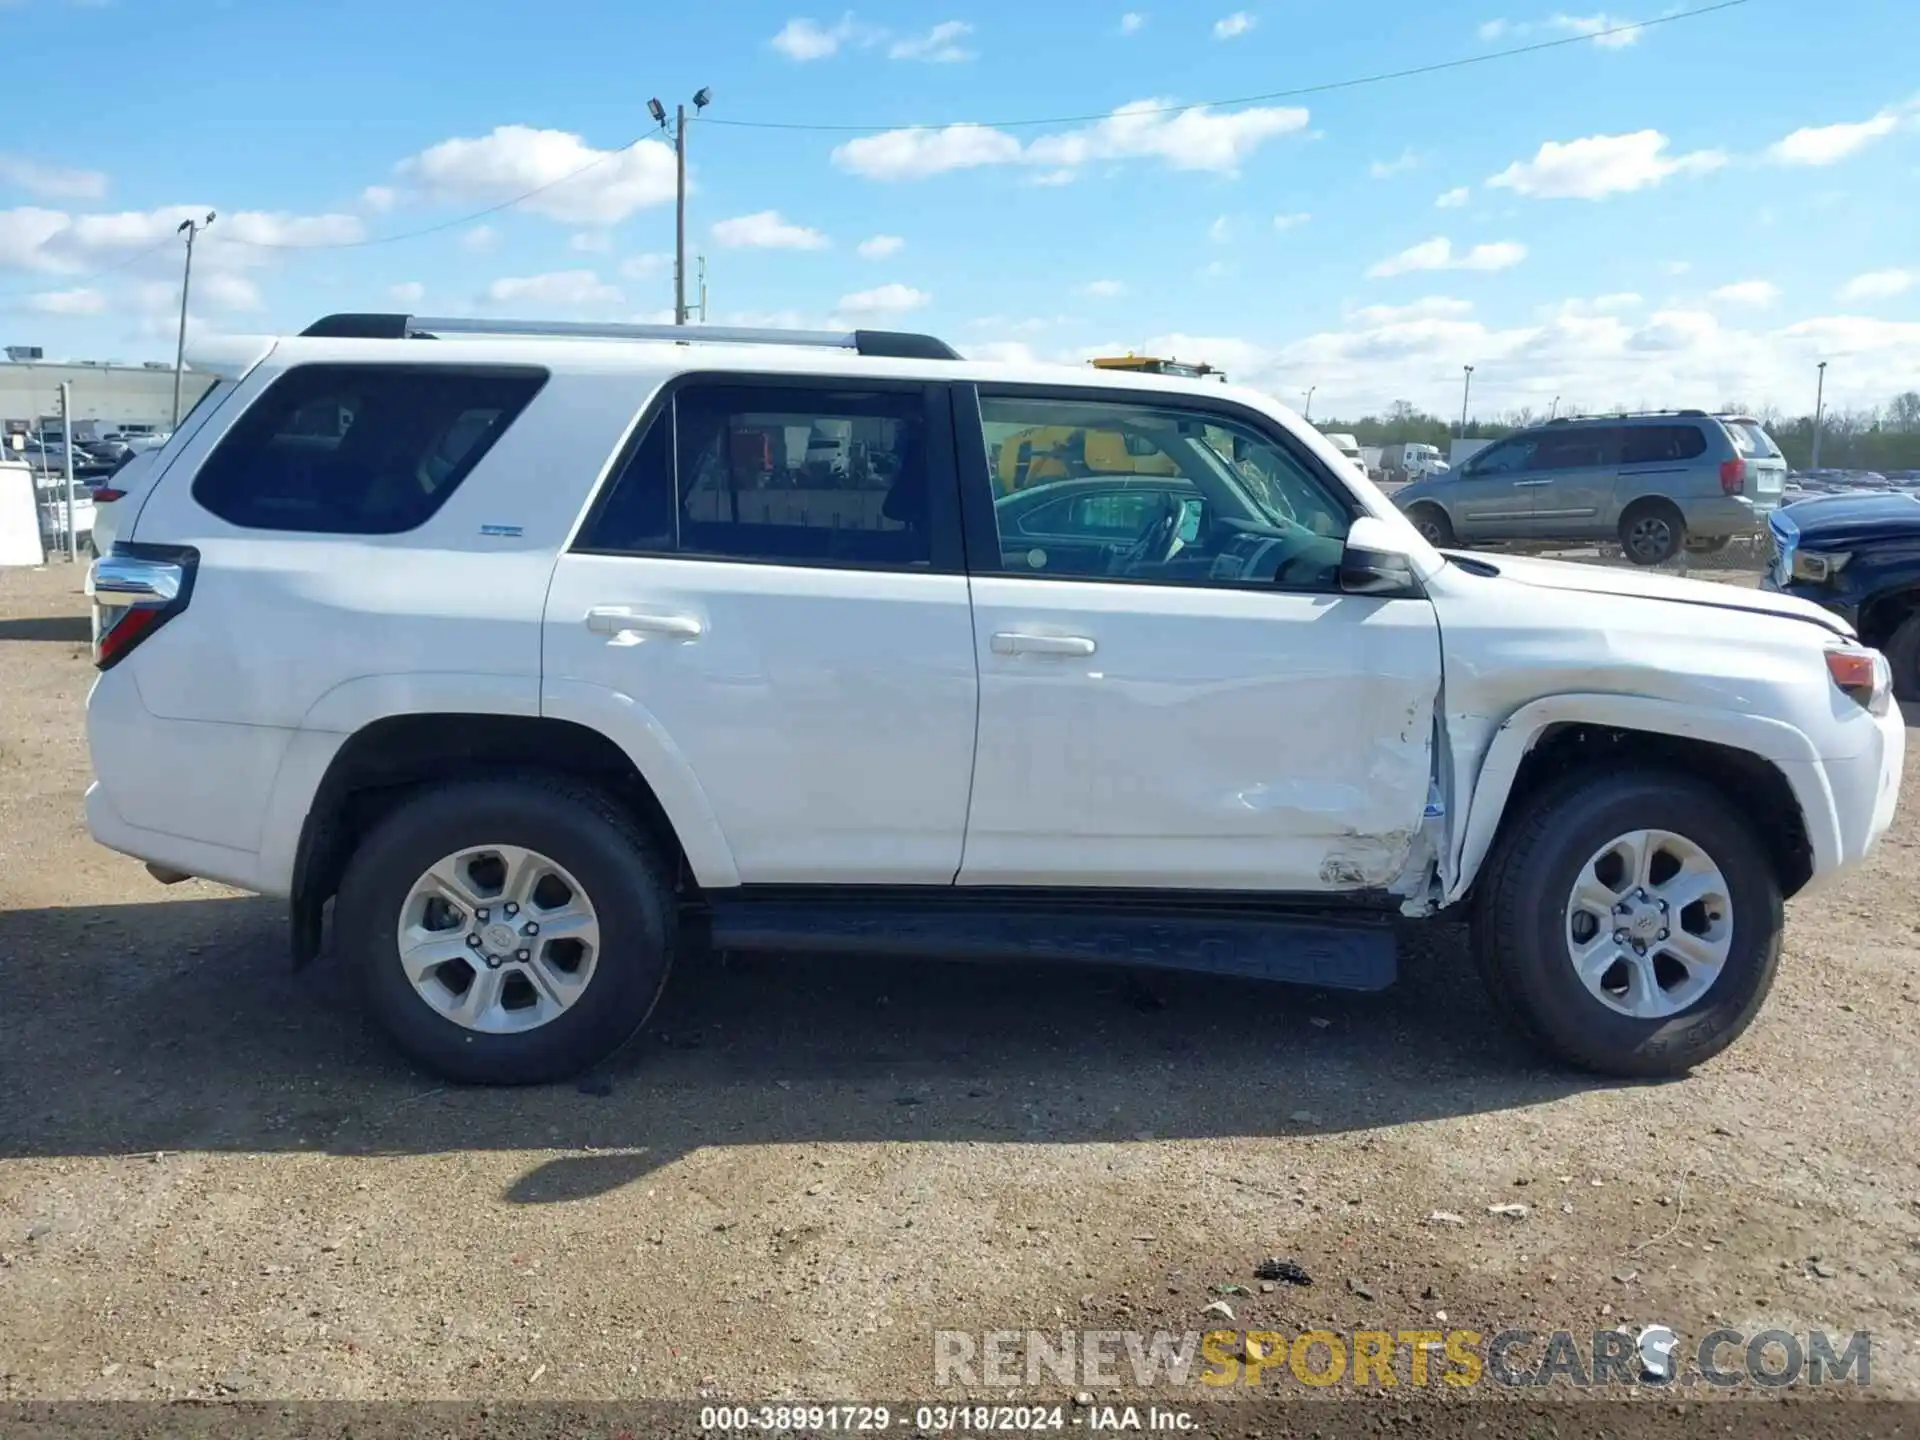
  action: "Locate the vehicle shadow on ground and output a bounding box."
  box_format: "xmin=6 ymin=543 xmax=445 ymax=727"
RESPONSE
xmin=0 ymin=614 xmax=89 ymax=643
xmin=0 ymin=894 xmax=1622 ymax=1196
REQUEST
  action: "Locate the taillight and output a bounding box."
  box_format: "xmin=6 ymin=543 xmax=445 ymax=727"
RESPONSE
xmin=1719 ymin=458 xmax=1746 ymax=495
xmin=1825 ymin=645 xmax=1892 ymax=717
xmin=90 ymin=487 xmax=126 ymax=503
xmin=90 ymin=544 xmax=197 ymax=671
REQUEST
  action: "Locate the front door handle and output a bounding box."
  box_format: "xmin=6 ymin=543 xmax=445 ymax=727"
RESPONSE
xmin=1512 ymin=479 xmax=1553 ymax=487
xmin=586 ymin=606 xmax=703 ymax=640
xmin=991 ymin=632 xmax=1096 ymax=657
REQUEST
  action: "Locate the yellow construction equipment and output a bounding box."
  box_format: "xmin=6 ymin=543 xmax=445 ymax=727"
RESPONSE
xmin=1088 ymin=354 xmax=1229 ymax=382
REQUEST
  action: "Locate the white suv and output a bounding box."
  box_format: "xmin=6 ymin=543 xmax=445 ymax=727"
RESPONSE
xmin=85 ymin=314 xmax=1905 ymax=1084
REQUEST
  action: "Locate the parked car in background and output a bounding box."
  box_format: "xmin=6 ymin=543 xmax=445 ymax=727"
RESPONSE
xmin=1766 ymin=491 xmax=1920 ymax=699
xmin=1321 ymin=431 xmax=1368 ymax=476
xmin=1393 ymin=411 xmax=1786 ymax=565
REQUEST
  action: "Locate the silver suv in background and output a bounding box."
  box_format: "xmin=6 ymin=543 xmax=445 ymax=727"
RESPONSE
xmin=1393 ymin=411 xmax=1787 ymax=565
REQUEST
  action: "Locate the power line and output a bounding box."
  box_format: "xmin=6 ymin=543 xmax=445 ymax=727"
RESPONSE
xmin=700 ymin=0 xmax=1752 ymax=133
xmin=0 ymin=233 xmax=178 ymax=302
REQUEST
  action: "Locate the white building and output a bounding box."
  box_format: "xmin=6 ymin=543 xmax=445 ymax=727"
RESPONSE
xmin=1 ymin=350 xmax=219 ymax=441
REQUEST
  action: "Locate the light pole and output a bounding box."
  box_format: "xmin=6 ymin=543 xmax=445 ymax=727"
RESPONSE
xmin=1460 ymin=365 xmax=1474 ymax=437
xmin=1811 ymin=360 xmax=1828 ymax=469
xmin=1548 ymin=395 xmax=1560 ymax=420
xmin=172 ymin=211 xmax=214 ymax=426
xmin=1302 ymin=386 xmax=1315 ymax=422
xmin=651 ymin=88 xmax=713 ymax=326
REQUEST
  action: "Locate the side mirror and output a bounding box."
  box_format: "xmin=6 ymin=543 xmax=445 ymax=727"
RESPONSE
xmin=1338 ymin=515 xmax=1423 ymax=598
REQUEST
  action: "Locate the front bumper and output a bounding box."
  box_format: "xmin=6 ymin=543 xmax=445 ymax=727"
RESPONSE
xmin=1783 ymin=700 xmax=1906 ymax=898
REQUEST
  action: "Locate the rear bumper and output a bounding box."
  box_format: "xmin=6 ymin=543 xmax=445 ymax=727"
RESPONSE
xmin=1686 ymin=495 xmax=1775 ymax=538
xmin=85 ymin=781 xmax=269 ymax=894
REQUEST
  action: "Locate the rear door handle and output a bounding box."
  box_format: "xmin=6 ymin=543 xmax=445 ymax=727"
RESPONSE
xmin=991 ymin=632 xmax=1096 ymax=657
xmin=586 ymin=606 xmax=703 ymax=639
xmin=1512 ymin=479 xmax=1552 ymax=487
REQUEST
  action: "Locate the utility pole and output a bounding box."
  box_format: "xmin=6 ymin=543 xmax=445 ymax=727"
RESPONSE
xmin=1811 ymin=360 xmax=1829 ymax=469
xmin=60 ymin=381 xmax=76 ymax=562
xmin=652 ymin=89 xmax=713 ymax=327
xmin=1302 ymin=386 xmax=1315 ymax=422
xmin=1549 ymin=395 xmax=1560 ymax=420
xmin=172 ymin=211 xmax=214 ymax=426
xmin=697 ymin=255 xmax=708 ymax=323
xmin=1460 ymin=365 xmax=1474 ymax=437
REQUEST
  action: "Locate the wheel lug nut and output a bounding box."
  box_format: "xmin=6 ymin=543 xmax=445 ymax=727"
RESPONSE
xmin=476 ymin=907 xmax=490 ymax=923
xmin=486 ymin=955 xmax=502 ymax=969
xmin=1658 ymin=929 xmax=1669 ymax=940
xmin=516 ymin=948 xmax=530 ymax=961
xmin=466 ymin=934 xmax=482 ymax=948
xmin=1613 ymin=929 xmax=1627 ymax=943
xmin=504 ymin=903 xmax=518 ymax=917
xmin=523 ymin=922 xmax=539 ymax=937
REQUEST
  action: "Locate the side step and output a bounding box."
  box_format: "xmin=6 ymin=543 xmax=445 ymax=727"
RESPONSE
xmin=702 ymin=892 xmax=1397 ymax=992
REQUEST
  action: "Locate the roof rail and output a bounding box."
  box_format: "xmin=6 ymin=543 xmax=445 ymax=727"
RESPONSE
xmin=298 ymin=313 xmax=961 ymax=360
xmin=1547 ymin=407 xmax=1710 ymax=423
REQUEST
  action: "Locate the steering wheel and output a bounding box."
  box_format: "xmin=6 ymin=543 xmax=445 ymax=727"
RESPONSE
xmin=1111 ymin=496 xmax=1182 ymax=575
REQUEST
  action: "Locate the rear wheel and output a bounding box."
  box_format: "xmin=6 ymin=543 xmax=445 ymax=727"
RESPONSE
xmin=335 ymin=777 xmax=676 ymax=1084
xmin=1619 ymin=502 xmax=1685 ymax=565
xmin=1407 ymin=504 xmax=1454 ymax=546
xmin=1471 ymin=769 xmax=1781 ymax=1078
xmin=1886 ymin=612 xmax=1920 ymax=703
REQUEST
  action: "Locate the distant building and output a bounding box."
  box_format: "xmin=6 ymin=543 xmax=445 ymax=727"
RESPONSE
xmin=0 ymin=354 xmax=219 ymax=440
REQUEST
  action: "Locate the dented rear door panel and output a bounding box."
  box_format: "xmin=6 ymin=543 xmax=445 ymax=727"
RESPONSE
xmin=957 ymin=576 xmax=1443 ymax=891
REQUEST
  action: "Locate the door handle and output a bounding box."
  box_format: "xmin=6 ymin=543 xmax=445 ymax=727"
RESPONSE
xmin=586 ymin=606 xmax=703 ymax=639
xmin=991 ymin=632 xmax=1096 ymax=657
xmin=1512 ymin=479 xmax=1552 ymax=487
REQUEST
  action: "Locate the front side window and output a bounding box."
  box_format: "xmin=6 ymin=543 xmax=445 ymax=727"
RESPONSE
xmin=977 ymin=395 xmax=1349 ymax=591
xmin=581 ymin=382 xmax=934 ymax=569
xmin=192 ymin=364 xmax=544 ymax=534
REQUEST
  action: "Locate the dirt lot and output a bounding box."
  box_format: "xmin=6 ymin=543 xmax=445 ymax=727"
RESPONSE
xmin=2 ymin=557 xmax=1918 ymax=1413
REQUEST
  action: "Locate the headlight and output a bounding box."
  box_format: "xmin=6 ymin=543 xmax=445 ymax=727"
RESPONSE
xmin=1826 ymin=645 xmax=1892 ymax=717
xmin=1791 ymin=550 xmax=1851 ymax=583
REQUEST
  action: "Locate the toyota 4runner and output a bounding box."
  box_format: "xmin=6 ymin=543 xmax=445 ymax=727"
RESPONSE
xmin=85 ymin=314 xmax=1905 ymax=1084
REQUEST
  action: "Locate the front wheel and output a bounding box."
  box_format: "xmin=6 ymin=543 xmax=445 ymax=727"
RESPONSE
xmin=1407 ymin=504 xmax=1454 ymax=546
xmin=1886 ymin=612 xmax=1920 ymax=703
xmin=334 ymin=777 xmax=676 ymax=1084
xmin=1471 ymin=769 xmax=1781 ymax=1078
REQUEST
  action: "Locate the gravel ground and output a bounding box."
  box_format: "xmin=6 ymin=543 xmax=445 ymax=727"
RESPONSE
xmin=2 ymin=558 xmax=1917 ymax=1414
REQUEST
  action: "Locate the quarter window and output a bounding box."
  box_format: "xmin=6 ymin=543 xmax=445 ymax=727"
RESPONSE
xmin=580 ymin=382 xmax=936 ymax=569
xmin=1622 ymin=425 xmax=1708 ymax=464
xmin=191 ymin=364 xmax=544 ymax=534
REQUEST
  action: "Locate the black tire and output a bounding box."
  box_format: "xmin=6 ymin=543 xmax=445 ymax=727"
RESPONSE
xmin=1886 ymin=612 xmax=1920 ymax=704
xmin=1684 ymin=534 xmax=1730 ymax=555
xmin=1470 ymin=768 xmax=1782 ymax=1078
xmin=334 ymin=777 xmax=676 ymax=1084
xmin=1407 ymin=504 xmax=1454 ymax=546
xmin=1618 ymin=501 xmax=1685 ymax=565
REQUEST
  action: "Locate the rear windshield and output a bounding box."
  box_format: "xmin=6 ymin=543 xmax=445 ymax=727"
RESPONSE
xmin=1725 ymin=420 xmax=1781 ymax=459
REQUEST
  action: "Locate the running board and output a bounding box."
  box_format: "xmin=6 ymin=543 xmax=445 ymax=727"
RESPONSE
xmin=702 ymin=893 xmax=1397 ymax=991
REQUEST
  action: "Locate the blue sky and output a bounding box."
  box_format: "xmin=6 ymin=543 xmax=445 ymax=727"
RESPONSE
xmin=2 ymin=0 xmax=1915 ymax=417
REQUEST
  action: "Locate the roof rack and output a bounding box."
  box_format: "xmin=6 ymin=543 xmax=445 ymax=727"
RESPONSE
xmin=1546 ymin=408 xmax=1709 ymax=423
xmin=298 ymin=313 xmax=961 ymax=361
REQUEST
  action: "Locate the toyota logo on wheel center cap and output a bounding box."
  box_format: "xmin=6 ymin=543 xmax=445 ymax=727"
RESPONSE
xmin=483 ymin=923 xmax=519 ymax=954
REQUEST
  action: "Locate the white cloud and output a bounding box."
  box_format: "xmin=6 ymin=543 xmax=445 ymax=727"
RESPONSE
xmin=835 ymin=283 xmax=930 ymax=320
xmin=856 ymin=233 xmax=905 ymax=259
xmin=1272 ymin=211 xmax=1311 ymax=230
xmin=570 ymin=231 xmax=614 ymax=254
xmin=460 ymin=224 xmax=497 ymax=253
xmin=389 ymin=281 xmax=426 ymax=305
xmin=360 ymin=185 xmax=396 ymax=213
xmin=483 ymin=270 xmax=623 ymax=312
xmin=1349 ymin=296 xmax=1475 ymax=324
xmin=0 ymin=204 xmax=362 ymax=280
xmin=1213 ymin=11 xmax=1255 ymax=38
xmin=1549 ymin=12 xmax=1640 ymax=47
xmin=1487 ymin=130 xmax=1726 ymax=199
xmin=1767 ymin=108 xmax=1903 ymax=166
xmin=1554 ymin=291 xmax=1643 ymax=316
xmin=1208 ymin=215 xmax=1231 ymax=243
xmin=1838 ymin=268 xmax=1915 ymax=303
xmin=1200 ymin=259 xmax=1236 ymax=280
xmin=1367 ymin=236 xmax=1527 ymax=277
xmin=889 ymin=20 xmax=974 ymax=61
xmin=1710 ymin=280 xmax=1779 ymax=308
xmin=620 ymin=252 xmax=671 ymax=278
xmin=0 ymin=155 xmax=107 ymax=201
xmin=194 ymin=273 xmax=264 ymax=313
xmin=1477 ymin=18 xmax=1509 ymax=40
xmin=394 ymin=125 xmax=677 ymax=225
xmin=1119 ymin=11 xmax=1146 ymax=33
xmin=1369 ymin=149 xmax=1419 ymax=179
xmin=1435 ymin=186 xmax=1470 ymax=208
xmin=26 ymin=287 xmax=106 ymax=315
xmin=770 ymin=12 xmax=875 ymax=60
xmin=833 ymin=99 xmax=1308 ymax=181
xmin=711 ymin=210 xmax=829 ymax=250
xmin=1079 ymin=279 xmax=1127 ymax=297
xmin=1662 ymin=259 xmax=1692 ymax=276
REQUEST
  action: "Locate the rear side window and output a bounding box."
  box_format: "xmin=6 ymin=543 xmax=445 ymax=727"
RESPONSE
xmin=1726 ymin=420 xmax=1781 ymax=459
xmin=191 ymin=364 xmax=545 ymax=533
xmin=580 ymin=381 xmax=936 ymax=569
xmin=1621 ymin=424 xmax=1708 ymax=464
xmin=1534 ymin=427 xmax=1621 ymax=470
